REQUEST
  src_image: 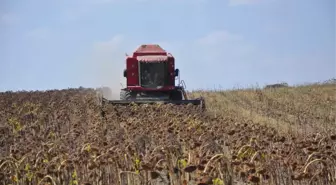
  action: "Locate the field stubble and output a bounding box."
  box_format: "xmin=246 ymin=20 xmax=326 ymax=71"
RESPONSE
xmin=0 ymin=84 xmax=335 ymax=185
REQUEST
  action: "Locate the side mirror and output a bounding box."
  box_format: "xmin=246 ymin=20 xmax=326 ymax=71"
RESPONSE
xmin=123 ymin=69 xmax=127 ymax=77
xmin=174 ymin=69 xmax=179 ymax=77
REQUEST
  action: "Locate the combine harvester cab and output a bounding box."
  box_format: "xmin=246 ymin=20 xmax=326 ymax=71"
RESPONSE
xmin=100 ymin=44 xmax=205 ymax=109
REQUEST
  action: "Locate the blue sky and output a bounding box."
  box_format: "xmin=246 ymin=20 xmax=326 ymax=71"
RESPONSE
xmin=0 ymin=0 xmax=335 ymax=96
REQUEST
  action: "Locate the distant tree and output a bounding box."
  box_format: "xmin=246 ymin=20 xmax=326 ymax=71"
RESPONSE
xmin=324 ymin=78 xmax=336 ymax=84
xmin=264 ymin=82 xmax=289 ymax=89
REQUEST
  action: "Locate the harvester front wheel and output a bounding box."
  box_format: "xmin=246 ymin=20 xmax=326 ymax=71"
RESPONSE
xmin=170 ymin=90 xmax=183 ymax=100
xmin=120 ymin=89 xmax=134 ymax=100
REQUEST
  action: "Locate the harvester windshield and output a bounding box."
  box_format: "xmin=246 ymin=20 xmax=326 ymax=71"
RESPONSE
xmin=140 ymin=62 xmax=168 ymax=88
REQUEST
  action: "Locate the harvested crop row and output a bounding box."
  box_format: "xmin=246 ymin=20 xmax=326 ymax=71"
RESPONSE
xmin=0 ymin=88 xmax=335 ymax=185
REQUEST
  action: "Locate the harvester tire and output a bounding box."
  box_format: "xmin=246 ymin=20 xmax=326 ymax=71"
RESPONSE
xmin=120 ymin=90 xmax=131 ymax=100
xmin=171 ymin=90 xmax=183 ymax=101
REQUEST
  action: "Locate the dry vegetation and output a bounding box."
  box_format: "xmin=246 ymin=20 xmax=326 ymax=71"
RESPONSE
xmin=190 ymin=82 xmax=336 ymax=135
xmin=0 ymin=82 xmax=335 ymax=185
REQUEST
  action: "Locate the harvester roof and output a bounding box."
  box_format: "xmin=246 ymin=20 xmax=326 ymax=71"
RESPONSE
xmin=132 ymin=44 xmax=173 ymax=62
xmin=134 ymin=44 xmax=166 ymax=55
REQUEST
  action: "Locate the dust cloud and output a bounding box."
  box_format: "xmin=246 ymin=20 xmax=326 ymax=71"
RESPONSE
xmin=82 ymin=36 xmax=129 ymax=100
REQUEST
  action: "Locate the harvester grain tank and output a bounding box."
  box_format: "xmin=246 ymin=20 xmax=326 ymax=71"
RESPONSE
xmin=101 ymin=44 xmax=205 ymax=108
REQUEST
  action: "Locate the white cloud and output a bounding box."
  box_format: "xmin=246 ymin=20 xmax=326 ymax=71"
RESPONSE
xmin=81 ymin=0 xmax=118 ymax=4
xmin=60 ymin=0 xmax=206 ymax=22
xmin=92 ymin=35 xmax=125 ymax=53
xmin=26 ymin=27 xmax=51 ymax=40
xmin=196 ymin=30 xmax=243 ymax=45
xmin=228 ymin=0 xmax=263 ymax=6
xmin=192 ymin=30 xmax=256 ymax=61
xmin=90 ymin=0 xmax=116 ymax=3
xmin=168 ymin=30 xmax=260 ymax=88
xmin=1 ymin=13 xmax=19 ymax=25
xmin=84 ymin=0 xmax=205 ymax=4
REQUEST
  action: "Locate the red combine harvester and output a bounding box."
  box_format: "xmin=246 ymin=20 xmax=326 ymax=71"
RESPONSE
xmin=101 ymin=44 xmax=205 ymax=108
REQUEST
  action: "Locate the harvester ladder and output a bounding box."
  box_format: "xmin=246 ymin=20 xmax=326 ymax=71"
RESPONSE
xmin=182 ymin=89 xmax=188 ymax=100
xmin=180 ymin=80 xmax=188 ymax=100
